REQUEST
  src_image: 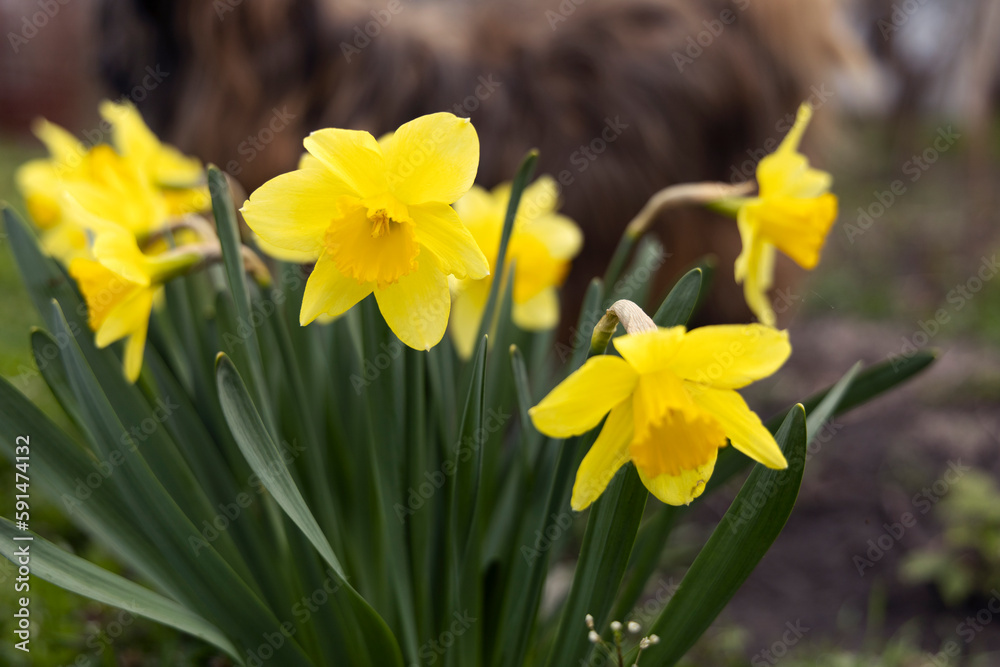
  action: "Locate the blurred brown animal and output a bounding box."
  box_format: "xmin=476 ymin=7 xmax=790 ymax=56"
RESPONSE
xmin=97 ymin=0 xmax=869 ymax=324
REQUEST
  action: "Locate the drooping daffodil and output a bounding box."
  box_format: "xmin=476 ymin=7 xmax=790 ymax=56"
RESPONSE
xmin=720 ymin=103 xmax=838 ymax=326
xmin=16 ymin=105 xmax=208 ymax=263
xmin=449 ymin=176 xmax=583 ymax=358
xmin=69 ymin=228 xmax=201 ymax=382
xmin=529 ymin=323 xmax=791 ymax=510
xmin=241 ymin=112 xmax=490 ymax=350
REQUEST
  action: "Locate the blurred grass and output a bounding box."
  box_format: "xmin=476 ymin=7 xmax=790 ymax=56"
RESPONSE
xmin=806 ymin=119 xmax=1000 ymax=344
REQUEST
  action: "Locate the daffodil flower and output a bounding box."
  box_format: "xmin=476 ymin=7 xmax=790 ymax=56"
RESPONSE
xmin=17 ymin=107 xmax=207 ymax=263
xmin=449 ymin=176 xmax=583 ymax=358
xmin=727 ymin=103 xmax=838 ymax=326
xmin=99 ymin=100 xmax=209 ymax=215
xmin=69 ymin=229 xmax=201 ymax=382
xmin=241 ymin=112 xmax=490 ymax=350
xmin=529 ymin=324 xmax=791 ymax=509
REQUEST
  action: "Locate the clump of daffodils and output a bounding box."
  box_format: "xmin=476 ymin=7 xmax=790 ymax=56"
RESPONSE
xmin=15 ymin=102 xmax=224 ymax=381
xmin=3 ymin=98 xmax=915 ymax=667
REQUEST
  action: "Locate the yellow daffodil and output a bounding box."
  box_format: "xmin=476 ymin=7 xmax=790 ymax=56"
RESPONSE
xmin=17 ymin=107 xmax=206 ymax=264
xmin=730 ymin=103 xmax=838 ymax=326
xmin=99 ymin=100 xmax=208 ymax=215
xmin=448 ymin=176 xmax=583 ymax=358
xmin=69 ymin=228 xmax=200 ymax=382
xmin=59 ymin=144 xmax=173 ymax=239
xmin=529 ymin=324 xmax=791 ymax=510
xmin=241 ymin=112 xmax=490 ymax=350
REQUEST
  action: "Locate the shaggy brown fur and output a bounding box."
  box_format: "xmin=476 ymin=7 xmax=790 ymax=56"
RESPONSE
xmin=97 ymin=0 xmax=867 ymax=323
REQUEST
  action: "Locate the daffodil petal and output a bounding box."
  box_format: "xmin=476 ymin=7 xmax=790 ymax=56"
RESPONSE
xmin=32 ymin=118 xmax=85 ymax=165
xmin=759 ymin=151 xmax=832 ymax=199
xmin=300 ymin=254 xmax=374 ymax=325
xmin=611 ymin=327 xmax=686 ymax=375
xmin=776 ymin=103 xmax=812 ymax=156
xmin=100 ymin=100 xmax=202 ymax=186
xmin=123 ymin=328 xmax=147 ymax=382
xmin=686 ymin=385 xmax=787 ymax=469
xmin=635 ymin=447 xmax=717 ymax=506
xmin=512 ymin=286 xmax=559 ymax=331
xmin=524 ymin=213 xmax=583 ymax=261
xmin=254 ymin=234 xmax=321 ymax=263
xmin=571 ymin=398 xmax=634 ymax=511
xmin=122 ymin=292 xmax=154 ymax=382
xmin=411 ymin=203 xmax=489 ymax=280
xmin=241 ymin=167 xmax=353 ymax=255
xmin=375 ymin=255 xmax=450 ymax=350
xmin=92 ymin=230 xmax=152 ymax=286
xmin=384 ymin=113 xmax=479 ymax=205
xmin=95 ymin=288 xmax=153 ymax=349
xmin=529 ymin=355 xmax=638 ymax=438
xmin=667 ymin=325 xmax=791 ymax=389
xmin=449 ymin=278 xmax=490 ymax=360
xmin=735 ymin=208 xmax=776 ymax=326
xmin=303 ymin=128 xmax=387 ymax=198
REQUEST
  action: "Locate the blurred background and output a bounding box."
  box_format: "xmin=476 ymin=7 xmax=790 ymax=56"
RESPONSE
xmin=1 ymin=0 xmax=999 ymax=664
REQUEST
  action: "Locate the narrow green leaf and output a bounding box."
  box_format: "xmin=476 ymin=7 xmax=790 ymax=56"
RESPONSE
xmin=801 ymin=350 xmax=936 ymax=416
xmin=445 ymin=335 xmax=487 ymax=667
xmin=475 ymin=151 xmax=538 ymax=348
xmin=47 ymin=304 xmax=307 ymax=663
xmin=208 ymin=166 xmax=275 ymax=434
xmin=0 ymin=519 xmax=239 ymax=661
xmin=606 ymin=235 xmax=665 ymax=309
xmin=632 ymin=405 xmax=808 ymax=666
xmin=652 ymin=268 xmax=704 ymax=328
xmin=450 ymin=335 xmax=488 ymax=557
xmin=544 ymin=465 xmax=647 ymax=667
xmin=215 ymin=353 xmax=403 ymax=667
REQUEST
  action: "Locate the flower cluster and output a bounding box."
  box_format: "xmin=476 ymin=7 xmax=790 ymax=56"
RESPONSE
xmin=22 ymin=101 xmax=836 ymax=508
xmin=16 ymin=101 xmax=211 ymax=381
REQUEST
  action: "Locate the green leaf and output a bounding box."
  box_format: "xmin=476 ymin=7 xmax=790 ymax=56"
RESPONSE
xmin=631 ymin=405 xmax=808 ymax=666
xmin=445 ymin=335 xmax=487 ymax=667
xmin=45 ymin=303 xmax=307 ymax=662
xmin=801 ymin=351 xmax=936 ymax=416
xmin=208 ymin=166 xmax=275 ymax=434
xmin=709 ymin=353 xmax=933 ymax=493
xmin=215 ymin=353 xmax=403 ymax=667
xmin=606 ymin=236 xmax=665 ymax=309
xmin=0 ymin=519 xmax=239 ymax=661
xmin=475 ymin=151 xmax=538 ymax=347
xmin=652 ymin=268 xmax=704 ymax=328
xmin=450 ymin=335 xmax=488 ymax=558
xmin=544 ymin=465 xmax=647 ymax=667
